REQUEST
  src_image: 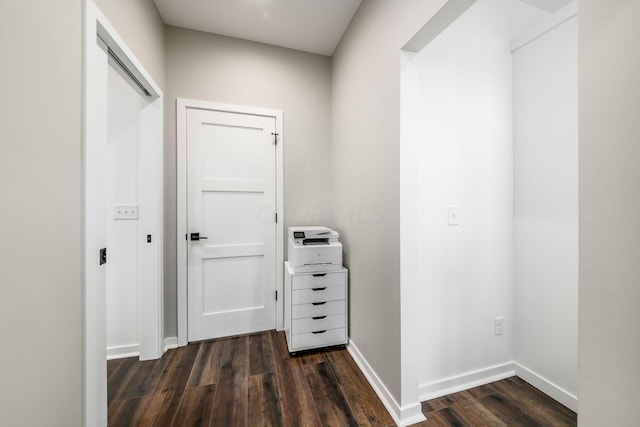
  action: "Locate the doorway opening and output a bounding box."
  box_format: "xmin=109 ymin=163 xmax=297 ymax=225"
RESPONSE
xmin=104 ymin=49 xmax=162 ymax=361
xmin=83 ymin=3 xmax=164 ymax=426
xmin=400 ymin=0 xmax=578 ymax=417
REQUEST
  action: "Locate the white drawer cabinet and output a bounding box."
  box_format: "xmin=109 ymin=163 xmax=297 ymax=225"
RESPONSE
xmin=284 ymin=261 xmax=348 ymax=353
xmin=292 ymin=286 xmax=345 ymax=305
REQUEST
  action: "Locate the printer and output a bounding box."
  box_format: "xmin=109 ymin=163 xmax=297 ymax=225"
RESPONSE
xmin=288 ymin=226 xmax=342 ymax=273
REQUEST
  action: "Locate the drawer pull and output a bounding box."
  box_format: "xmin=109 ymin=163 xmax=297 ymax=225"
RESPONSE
xmin=312 ymin=316 xmax=327 ymax=320
xmin=312 ymin=330 xmax=327 ymax=334
xmin=311 ymin=287 xmax=327 ymax=291
xmin=312 ymin=302 xmax=327 ymax=306
xmin=312 ymin=273 xmax=327 ymax=277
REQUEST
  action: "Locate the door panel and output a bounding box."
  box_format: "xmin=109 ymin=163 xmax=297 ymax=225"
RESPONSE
xmin=203 ymin=192 xmax=265 ymax=243
xmin=187 ymin=108 xmax=277 ymax=341
xmin=202 ymin=124 xmax=266 ymax=180
xmin=203 ymin=255 xmax=265 ymax=314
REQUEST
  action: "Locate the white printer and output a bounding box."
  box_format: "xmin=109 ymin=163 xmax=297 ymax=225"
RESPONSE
xmin=288 ymin=226 xmax=342 ymax=273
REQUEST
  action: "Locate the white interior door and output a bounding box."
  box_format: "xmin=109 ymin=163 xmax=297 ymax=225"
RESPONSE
xmin=187 ymin=107 xmax=277 ymax=341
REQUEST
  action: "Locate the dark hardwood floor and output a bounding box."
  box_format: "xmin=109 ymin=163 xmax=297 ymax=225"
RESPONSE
xmin=108 ymin=331 xmax=576 ymax=427
xmin=416 ymin=377 xmax=576 ymax=427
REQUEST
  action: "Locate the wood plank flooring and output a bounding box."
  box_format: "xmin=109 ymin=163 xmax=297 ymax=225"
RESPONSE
xmin=108 ymin=331 xmax=392 ymax=427
xmin=108 ymin=331 xmax=576 ymax=426
xmin=416 ymin=377 xmax=577 ymax=427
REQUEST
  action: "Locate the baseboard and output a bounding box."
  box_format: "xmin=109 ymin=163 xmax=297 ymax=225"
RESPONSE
xmin=513 ymin=362 xmax=578 ymax=412
xmin=163 ymin=336 xmax=178 ymax=353
xmin=106 ymin=344 xmax=139 ymax=360
xmin=347 ymin=340 xmax=426 ymax=427
xmin=107 ymin=338 xmax=177 ymax=360
xmin=342 ymin=344 xmax=576 ymax=421
xmin=418 ymin=362 xmax=515 ymax=402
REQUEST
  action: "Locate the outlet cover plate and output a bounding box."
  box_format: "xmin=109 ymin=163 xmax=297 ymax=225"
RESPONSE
xmin=495 ymin=316 xmax=504 ymax=335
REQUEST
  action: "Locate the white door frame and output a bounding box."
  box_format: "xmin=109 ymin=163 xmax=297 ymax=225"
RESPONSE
xmin=83 ymin=2 xmax=164 ymax=426
xmin=176 ymin=99 xmax=284 ymax=346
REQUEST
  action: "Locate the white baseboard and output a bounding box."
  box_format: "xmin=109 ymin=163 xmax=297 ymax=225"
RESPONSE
xmin=347 ymin=340 xmax=426 ymax=427
xmin=107 ymin=337 xmax=177 ymax=360
xmin=513 ymin=362 xmax=578 ymax=412
xmin=163 ymin=336 xmax=178 ymax=353
xmin=106 ymin=344 xmax=139 ymax=360
xmin=418 ymin=362 xmax=515 ymax=402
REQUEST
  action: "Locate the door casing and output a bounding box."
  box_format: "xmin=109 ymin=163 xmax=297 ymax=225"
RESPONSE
xmin=176 ymin=99 xmax=284 ymax=346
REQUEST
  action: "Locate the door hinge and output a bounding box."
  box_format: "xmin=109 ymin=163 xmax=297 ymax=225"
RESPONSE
xmin=271 ymin=132 xmax=279 ymax=145
xmin=99 ymin=248 xmax=107 ymax=265
xmin=275 ymin=290 xmax=278 ymax=301
xmin=275 ymin=213 xmax=278 ymax=223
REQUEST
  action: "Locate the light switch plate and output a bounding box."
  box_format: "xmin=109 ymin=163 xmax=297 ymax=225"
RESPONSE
xmin=114 ymin=204 xmax=139 ymax=220
xmin=448 ymin=205 xmax=459 ymax=226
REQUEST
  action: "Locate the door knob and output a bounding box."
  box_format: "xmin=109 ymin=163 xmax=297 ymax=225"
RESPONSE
xmin=190 ymin=233 xmax=208 ymax=241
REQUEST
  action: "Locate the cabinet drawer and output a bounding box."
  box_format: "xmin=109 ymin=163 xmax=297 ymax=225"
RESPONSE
xmin=291 ymin=328 xmax=346 ymax=350
xmin=292 ymin=300 xmax=345 ymax=319
xmin=291 ymin=314 xmax=345 ymax=334
xmin=292 ymin=272 xmax=345 ymax=290
xmin=292 ymin=285 xmax=345 ymax=304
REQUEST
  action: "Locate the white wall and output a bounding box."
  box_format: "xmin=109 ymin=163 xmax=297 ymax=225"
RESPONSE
xmin=106 ymin=65 xmax=142 ymax=356
xmin=164 ymin=27 xmax=333 ymax=338
xmin=579 ymin=0 xmax=640 ymax=425
xmin=402 ymin=0 xmax=553 ymax=400
xmin=0 ymin=1 xmax=83 ymax=425
xmin=513 ymin=12 xmax=578 ymax=410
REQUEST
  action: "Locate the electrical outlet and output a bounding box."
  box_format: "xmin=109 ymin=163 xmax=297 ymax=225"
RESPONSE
xmin=114 ymin=204 xmax=139 ymax=220
xmin=495 ymin=316 xmax=504 ymax=336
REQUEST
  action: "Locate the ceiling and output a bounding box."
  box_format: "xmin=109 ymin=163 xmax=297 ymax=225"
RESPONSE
xmin=153 ymin=0 xmax=362 ymax=56
xmin=516 ymin=0 xmax=574 ymax=12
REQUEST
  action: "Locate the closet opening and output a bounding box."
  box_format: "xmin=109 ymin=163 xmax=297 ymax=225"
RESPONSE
xmin=400 ymin=0 xmax=578 ymax=412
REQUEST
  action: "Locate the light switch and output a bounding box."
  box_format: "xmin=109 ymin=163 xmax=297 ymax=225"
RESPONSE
xmin=114 ymin=204 xmax=139 ymax=220
xmin=448 ymin=205 xmax=459 ymax=226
